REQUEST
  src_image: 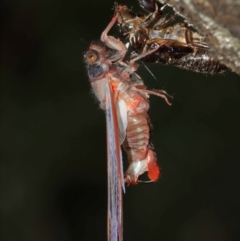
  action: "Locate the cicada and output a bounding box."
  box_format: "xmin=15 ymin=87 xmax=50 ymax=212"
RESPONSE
xmin=116 ymin=0 xmax=228 ymax=74
xmin=84 ymin=6 xmax=171 ymax=241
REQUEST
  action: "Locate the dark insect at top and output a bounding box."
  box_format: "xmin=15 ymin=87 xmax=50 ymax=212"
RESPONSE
xmin=116 ymin=0 xmax=229 ymax=74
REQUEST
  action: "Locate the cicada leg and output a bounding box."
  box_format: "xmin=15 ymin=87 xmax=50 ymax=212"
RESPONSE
xmin=139 ymin=89 xmax=173 ymax=105
xmin=140 ymin=1 xmax=161 ymax=27
xmin=129 ymin=41 xmax=167 ymax=63
xmin=101 ymin=6 xmax=127 ymax=61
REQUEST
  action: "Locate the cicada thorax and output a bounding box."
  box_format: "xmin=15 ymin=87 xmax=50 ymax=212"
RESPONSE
xmin=116 ymin=1 xmax=229 ymax=74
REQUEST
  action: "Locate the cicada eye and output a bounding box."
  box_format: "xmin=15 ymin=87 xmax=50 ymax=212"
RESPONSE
xmin=85 ymin=50 xmax=98 ymax=64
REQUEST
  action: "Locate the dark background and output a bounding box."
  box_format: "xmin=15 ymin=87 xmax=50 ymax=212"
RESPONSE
xmin=1 ymin=0 xmax=240 ymax=241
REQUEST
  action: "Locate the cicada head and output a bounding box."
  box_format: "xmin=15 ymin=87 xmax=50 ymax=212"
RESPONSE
xmin=84 ymin=41 xmax=116 ymax=81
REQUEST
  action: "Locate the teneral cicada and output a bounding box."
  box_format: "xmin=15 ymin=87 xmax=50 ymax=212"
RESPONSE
xmin=84 ymin=6 xmax=171 ymax=241
xmin=116 ymin=0 xmax=229 ymax=74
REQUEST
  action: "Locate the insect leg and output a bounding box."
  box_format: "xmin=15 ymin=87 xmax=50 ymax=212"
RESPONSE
xmin=140 ymin=1 xmax=161 ymax=27
xmin=138 ymin=89 xmax=173 ymax=105
xmin=101 ymin=6 xmax=127 ymax=61
xmin=130 ymin=41 xmax=167 ymax=63
xmin=141 ymin=38 xmax=173 ymax=54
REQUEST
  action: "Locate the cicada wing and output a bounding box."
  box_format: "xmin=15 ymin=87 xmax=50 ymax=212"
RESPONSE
xmin=116 ymin=99 xmax=128 ymax=145
xmin=106 ymin=80 xmax=125 ymax=241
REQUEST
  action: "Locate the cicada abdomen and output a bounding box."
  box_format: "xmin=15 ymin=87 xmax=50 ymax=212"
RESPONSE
xmin=169 ymin=48 xmax=229 ymax=73
xmin=119 ymin=87 xmax=171 ymax=184
xmin=116 ymin=0 xmax=229 ymax=74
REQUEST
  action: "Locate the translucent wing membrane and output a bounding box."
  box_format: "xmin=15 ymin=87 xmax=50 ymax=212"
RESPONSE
xmin=116 ymin=99 xmax=128 ymax=145
xmin=106 ymin=80 xmax=125 ymax=241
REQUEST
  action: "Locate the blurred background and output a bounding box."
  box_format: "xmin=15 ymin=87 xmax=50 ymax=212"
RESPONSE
xmin=1 ymin=0 xmax=240 ymax=241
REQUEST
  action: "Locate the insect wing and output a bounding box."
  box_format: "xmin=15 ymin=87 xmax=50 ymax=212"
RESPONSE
xmin=116 ymin=99 xmax=128 ymax=145
xmin=106 ymin=80 xmax=125 ymax=241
